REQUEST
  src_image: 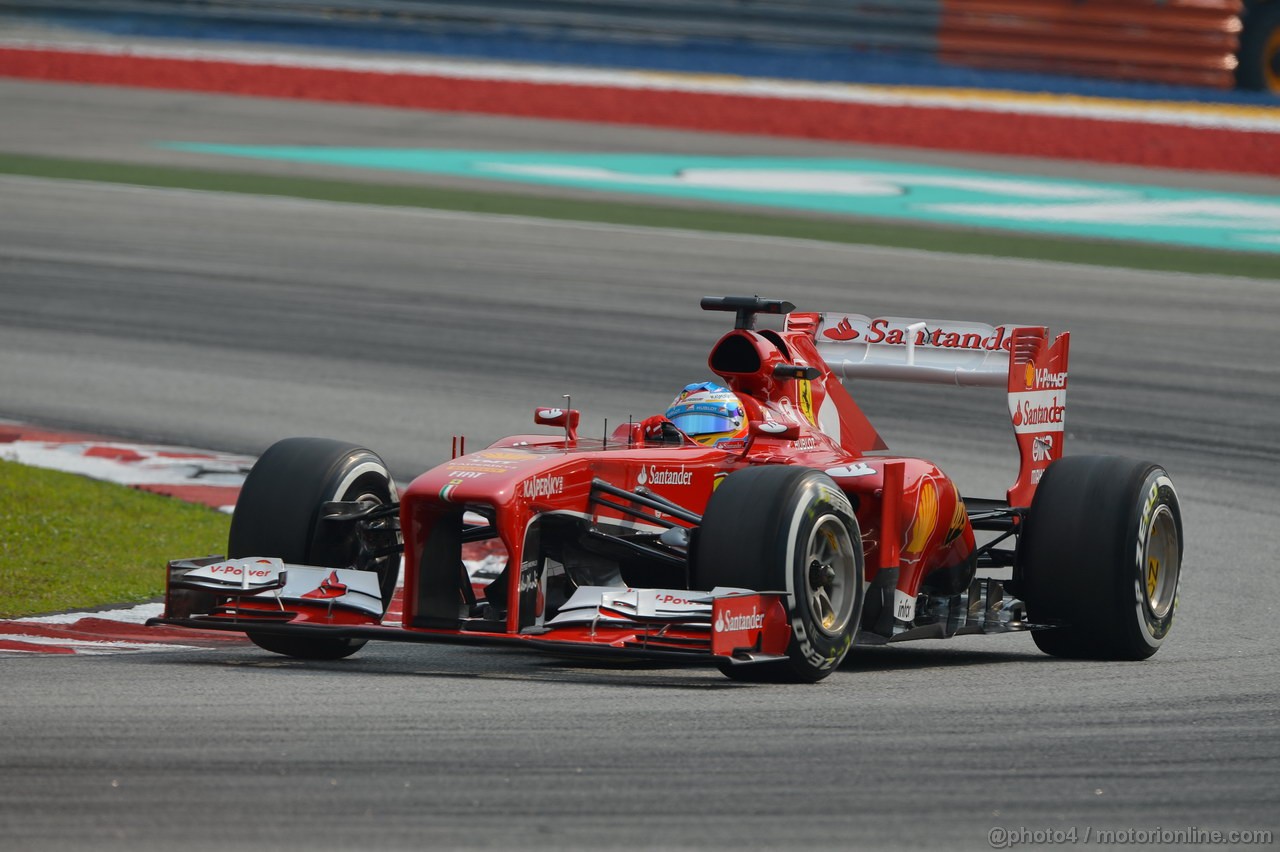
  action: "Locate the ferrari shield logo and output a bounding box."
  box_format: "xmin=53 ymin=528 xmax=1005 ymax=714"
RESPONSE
xmin=798 ymin=379 xmax=816 ymax=425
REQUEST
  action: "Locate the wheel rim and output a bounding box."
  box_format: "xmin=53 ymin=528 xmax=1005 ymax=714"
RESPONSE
xmin=347 ymin=485 xmax=395 ymax=574
xmin=325 ymin=466 xmax=398 ymax=603
xmin=1143 ymin=504 xmax=1180 ymax=619
xmin=803 ymin=515 xmax=858 ymax=637
xmin=330 ymin=480 xmax=387 ymax=556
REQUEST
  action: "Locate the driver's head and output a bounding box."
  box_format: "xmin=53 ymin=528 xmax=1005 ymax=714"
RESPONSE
xmin=665 ymin=382 xmax=747 ymax=447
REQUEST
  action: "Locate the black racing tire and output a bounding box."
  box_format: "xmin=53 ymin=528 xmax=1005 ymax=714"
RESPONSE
xmin=1237 ymin=2 xmax=1280 ymax=93
xmin=693 ymin=466 xmax=863 ymax=683
xmin=1018 ymin=456 xmax=1183 ymax=660
xmin=228 ymin=437 xmax=399 ymax=660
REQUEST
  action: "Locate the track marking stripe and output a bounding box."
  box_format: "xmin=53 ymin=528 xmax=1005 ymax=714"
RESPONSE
xmin=2 ymin=38 xmax=1277 ymax=131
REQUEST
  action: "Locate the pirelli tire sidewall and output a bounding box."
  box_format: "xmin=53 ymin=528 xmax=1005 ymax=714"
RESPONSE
xmin=693 ymin=466 xmax=864 ymax=681
xmin=1021 ymin=455 xmax=1183 ymax=660
xmin=779 ymin=474 xmax=864 ymax=676
xmin=1127 ymin=469 xmax=1182 ymax=651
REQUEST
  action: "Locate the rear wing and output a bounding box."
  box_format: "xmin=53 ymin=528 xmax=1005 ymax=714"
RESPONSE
xmin=788 ymin=312 xmax=1070 ymax=507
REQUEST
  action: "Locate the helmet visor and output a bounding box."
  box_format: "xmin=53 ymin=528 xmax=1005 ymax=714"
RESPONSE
xmin=669 ymin=411 xmax=739 ymax=437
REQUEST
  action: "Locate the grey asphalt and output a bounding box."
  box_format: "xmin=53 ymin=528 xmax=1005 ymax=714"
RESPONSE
xmin=1 ymin=81 xmax=1279 ymax=851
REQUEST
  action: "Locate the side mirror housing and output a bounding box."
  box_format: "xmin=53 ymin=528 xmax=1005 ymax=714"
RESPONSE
xmin=534 ymin=407 xmax=580 ymax=443
xmin=751 ymin=419 xmax=801 ymax=441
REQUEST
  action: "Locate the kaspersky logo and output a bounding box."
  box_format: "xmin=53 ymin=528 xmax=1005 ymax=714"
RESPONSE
xmin=714 ymin=609 xmax=765 ymax=632
xmin=521 ymin=474 xmax=564 ymax=499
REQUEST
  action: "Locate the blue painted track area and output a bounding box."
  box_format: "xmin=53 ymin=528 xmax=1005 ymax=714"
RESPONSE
xmin=18 ymin=8 xmax=1280 ymax=106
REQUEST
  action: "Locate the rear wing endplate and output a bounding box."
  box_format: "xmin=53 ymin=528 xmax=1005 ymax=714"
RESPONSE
xmin=791 ymin=312 xmax=1070 ymax=507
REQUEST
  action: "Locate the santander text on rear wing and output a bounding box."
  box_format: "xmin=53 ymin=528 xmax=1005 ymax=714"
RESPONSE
xmin=788 ymin=312 xmax=1070 ymax=506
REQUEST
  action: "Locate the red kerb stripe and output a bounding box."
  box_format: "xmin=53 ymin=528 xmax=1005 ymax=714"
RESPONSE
xmin=0 ymin=48 xmax=1275 ymax=175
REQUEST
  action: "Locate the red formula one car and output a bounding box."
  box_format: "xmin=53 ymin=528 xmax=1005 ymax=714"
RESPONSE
xmin=151 ymin=296 xmax=1183 ymax=682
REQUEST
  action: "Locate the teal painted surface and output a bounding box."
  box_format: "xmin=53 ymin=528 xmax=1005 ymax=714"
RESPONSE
xmin=162 ymin=145 xmax=1280 ymax=254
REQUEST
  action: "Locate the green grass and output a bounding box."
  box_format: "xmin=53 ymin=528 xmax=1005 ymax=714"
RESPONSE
xmin=2 ymin=152 xmax=1278 ymax=280
xmin=0 ymin=459 xmax=230 ymax=617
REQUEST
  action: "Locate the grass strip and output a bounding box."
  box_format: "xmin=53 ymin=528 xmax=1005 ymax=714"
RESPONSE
xmin=2 ymin=151 xmax=1276 ymax=280
xmin=0 ymin=459 xmax=230 ymax=617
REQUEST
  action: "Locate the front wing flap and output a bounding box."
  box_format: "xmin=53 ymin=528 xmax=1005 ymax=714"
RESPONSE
xmin=540 ymin=586 xmax=790 ymax=663
xmin=153 ymin=566 xmax=791 ymax=666
xmin=161 ymin=556 xmax=384 ymax=624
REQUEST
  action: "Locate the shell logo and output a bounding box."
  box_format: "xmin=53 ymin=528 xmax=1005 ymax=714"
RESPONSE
xmin=905 ymin=480 xmax=939 ymax=555
xmin=476 ymin=450 xmax=536 ymax=462
xmin=1024 ymin=361 xmax=1036 ymax=389
xmin=943 ymin=483 xmax=966 ymax=545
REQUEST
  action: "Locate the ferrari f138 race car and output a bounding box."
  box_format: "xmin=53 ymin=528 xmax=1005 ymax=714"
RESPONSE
xmin=151 ymin=296 xmax=1183 ymax=682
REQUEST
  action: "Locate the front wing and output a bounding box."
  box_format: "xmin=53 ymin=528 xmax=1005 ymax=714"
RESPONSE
xmin=148 ymin=557 xmax=792 ymax=667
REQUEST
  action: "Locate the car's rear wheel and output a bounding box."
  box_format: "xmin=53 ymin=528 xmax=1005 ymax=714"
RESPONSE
xmin=1018 ymin=455 xmax=1182 ymax=660
xmin=1237 ymin=3 xmax=1280 ymax=93
xmin=693 ymin=466 xmax=863 ymax=682
xmin=228 ymin=437 xmax=399 ymax=660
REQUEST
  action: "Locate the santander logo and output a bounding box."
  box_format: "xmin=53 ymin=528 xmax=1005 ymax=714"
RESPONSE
xmin=714 ymin=609 xmax=766 ymax=632
xmin=823 ymin=316 xmax=1014 ymax=352
xmin=637 ymin=465 xmax=693 ymax=487
xmin=301 ymin=570 xmax=348 ymax=600
xmin=825 ymin=316 xmax=860 ymax=341
xmin=1017 ymin=397 xmax=1065 ymax=427
xmin=1010 ymin=392 xmax=1066 ymax=433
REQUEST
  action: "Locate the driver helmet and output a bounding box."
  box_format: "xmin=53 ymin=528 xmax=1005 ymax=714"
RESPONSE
xmin=665 ymin=382 xmax=747 ymax=446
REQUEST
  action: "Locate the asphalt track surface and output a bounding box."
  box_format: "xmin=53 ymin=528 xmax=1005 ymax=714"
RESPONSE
xmin=2 ymin=81 xmax=1280 ymax=851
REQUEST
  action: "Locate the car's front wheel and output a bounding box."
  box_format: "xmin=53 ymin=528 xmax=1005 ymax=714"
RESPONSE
xmin=228 ymin=437 xmax=399 ymax=660
xmin=693 ymin=466 xmax=863 ymax=682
